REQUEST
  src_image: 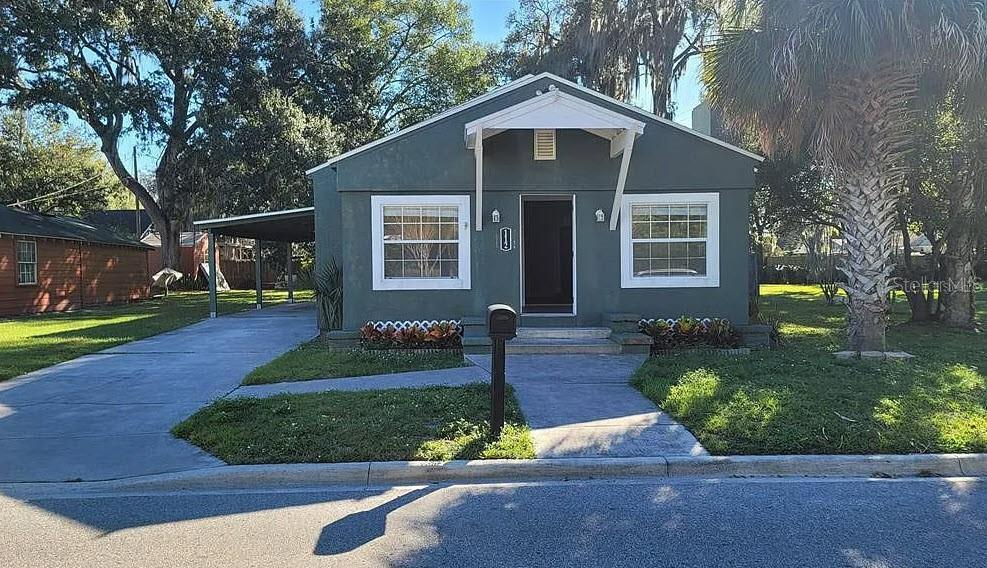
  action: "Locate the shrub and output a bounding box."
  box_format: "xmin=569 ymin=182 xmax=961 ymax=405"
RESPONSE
xmin=639 ymin=316 xmax=742 ymax=352
xmin=359 ymin=320 xmax=463 ymax=350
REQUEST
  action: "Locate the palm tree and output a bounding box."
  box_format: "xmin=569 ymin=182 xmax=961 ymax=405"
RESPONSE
xmin=702 ymin=0 xmax=987 ymax=351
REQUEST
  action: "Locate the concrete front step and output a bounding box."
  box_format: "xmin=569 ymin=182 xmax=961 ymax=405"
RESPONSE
xmin=517 ymin=327 xmax=611 ymax=340
xmin=506 ymin=338 xmax=622 ymax=354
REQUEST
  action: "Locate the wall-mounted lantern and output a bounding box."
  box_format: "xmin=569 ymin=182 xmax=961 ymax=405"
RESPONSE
xmin=595 ymin=209 xmax=606 ymax=223
xmin=491 ymin=209 xmax=501 ymax=224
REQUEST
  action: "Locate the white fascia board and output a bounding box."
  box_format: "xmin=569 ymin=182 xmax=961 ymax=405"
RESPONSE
xmin=305 ymin=75 xmax=540 ymax=176
xmin=541 ymin=74 xmax=764 ymax=162
xmin=193 ymin=207 xmax=315 ymax=228
xmin=464 ymin=90 xmax=645 ymax=144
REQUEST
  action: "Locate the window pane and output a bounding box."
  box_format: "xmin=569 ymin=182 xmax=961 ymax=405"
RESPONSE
xmin=421 ymin=259 xmax=441 ymax=277
xmin=687 ymin=242 xmax=706 ymax=257
xmin=439 ymin=222 xmax=458 ymax=240
xmin=384 ymin=260 xmax=403 ymax=278
xmin=402 ymin=223 xmax=422 ymax=240
xmin=440 ymin=260 xmax=459 ymax=278
xmin=669 ymin=242 xmax=688 ymax=259
xmin=438 ymin=243 xmax=457 ymax=260
xmin=421 ymin=207 xmax=441 ymax=223
xmin=688 ymin=258 xmax=707 ymax=275
xmin=384 ymin=244 xmax=403 ymax=260
xmin=669 ymin=258 xmax=690 ymax=273
xmin=383 ymin=223 xmax=402 ymax=239
xmin=439 ymin=207 xmax=458 ymax=222
xmin=420 ymin=222 xmax=440 ymax=240
xmin=383 ymin=207 xmax=402 ymax=224
xmin=650 ymin=242 xmax=670 ymax=259
xmin=403 ymin=260 xmax=422 ymax=278
xmin=633 ymin=259 xmax=650 ymax=276
xmin=689 ymin=205 xmax=707 ymax=220
xmin=631 ymin=222 xmax=649 ymax=239
xmin=688 ymin=221 xmax=707 ymax=238
xmin=631 ymin=205 xmax=649 ymax=222
xmin=632 ymin=243 xmax=649 ymax=260
xmin=669 ymin=222 xmax=688 ymax=238
xmin=670 ymin=206 xmax=689 ymax=222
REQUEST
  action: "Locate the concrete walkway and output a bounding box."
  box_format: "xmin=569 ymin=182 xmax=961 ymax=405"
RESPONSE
xmin=231 ymin=365 xmax=490 ymax=398
xmin=0 ymin=303 xmax=317 ymax=482
xmin=233 ymin=352 xmax=706 ymax=460
xmin=469 ymin=354 xmax=706 ymax=458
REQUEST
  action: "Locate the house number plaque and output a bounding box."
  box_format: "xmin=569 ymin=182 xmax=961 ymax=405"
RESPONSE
xmin=499 ymin=227 xmax=513 ymax=252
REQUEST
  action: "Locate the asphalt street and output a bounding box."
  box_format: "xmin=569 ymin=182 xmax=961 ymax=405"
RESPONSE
xmin=1 ymin=476 xmax=984 ymax=567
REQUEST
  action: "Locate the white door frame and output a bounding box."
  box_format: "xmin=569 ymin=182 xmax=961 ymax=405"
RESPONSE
xmin=518 ymin=193 xmax=577 ymax=317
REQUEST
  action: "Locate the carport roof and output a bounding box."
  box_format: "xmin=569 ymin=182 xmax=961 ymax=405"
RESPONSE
xmin=193 ymin=207 xmax=314 ymax=242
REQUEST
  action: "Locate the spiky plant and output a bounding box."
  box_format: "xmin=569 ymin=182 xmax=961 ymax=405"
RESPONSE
xmin=316 ymin=257 xmax=342 ymax=333
xmin=703 ymin=0 xmax=987 ymax=350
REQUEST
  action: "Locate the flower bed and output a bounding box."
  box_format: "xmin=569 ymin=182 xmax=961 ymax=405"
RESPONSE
xmin=359 ymin=320 xmax=463 ymax=350
xmin=638 ymin=316 xmax=742 ymax=355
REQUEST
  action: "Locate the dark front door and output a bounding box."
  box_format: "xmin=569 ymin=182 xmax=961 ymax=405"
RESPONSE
xmin=522 ymin=199 xmax=574 ymax=314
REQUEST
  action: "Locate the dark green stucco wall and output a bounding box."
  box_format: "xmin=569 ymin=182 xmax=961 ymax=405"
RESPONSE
xmin=311 ymin=76 xmax=757 ymax=329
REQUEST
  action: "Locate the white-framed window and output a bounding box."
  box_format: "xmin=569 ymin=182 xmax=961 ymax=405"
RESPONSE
xmin=16 ymin=239 xmax=38 ymax=285
xmin=371 ymin=194 xmax=471 ymax=291
xmin=620 ymin=193 xmax=720 ymax=288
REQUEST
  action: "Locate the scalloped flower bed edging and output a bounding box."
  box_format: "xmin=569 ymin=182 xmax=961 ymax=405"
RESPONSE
xmin=650 ymin=347 xmax=751 ymax=357
xmin=359 ymin=319 xmax=464 ymax=351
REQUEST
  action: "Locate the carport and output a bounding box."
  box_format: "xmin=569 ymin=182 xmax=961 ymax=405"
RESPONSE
xmin=193 ymin=207 xmax=315 ymax=318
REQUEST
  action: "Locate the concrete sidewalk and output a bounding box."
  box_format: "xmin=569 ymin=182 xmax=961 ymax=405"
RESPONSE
xmin=230 ymin=365 xmax=490 ymax=398
xmin=472 ymin=354 xmax=706 ymax=458
xmin=0 ymin=303 xmax=317 ymax=482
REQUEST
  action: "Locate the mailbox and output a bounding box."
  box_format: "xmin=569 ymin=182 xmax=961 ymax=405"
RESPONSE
xmin=486 ymin=303 xmax=516 ymax=438
xmin=487 ymin=304 xmax=517 ymax=339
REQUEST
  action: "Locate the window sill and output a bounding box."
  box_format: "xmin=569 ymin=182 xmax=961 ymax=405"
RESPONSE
xmin=621 ymin=276 xmax=720 ymax=289
xmin=373 ymin=278 xmax=471 ymax=291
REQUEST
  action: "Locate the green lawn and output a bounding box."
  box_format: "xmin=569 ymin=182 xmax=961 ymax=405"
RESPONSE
xmin=173 ymin=384 xmax=534 ymax=464
xmin=0 ymin=290 xmax=313 ymax=382
xmin=633 ymin=284 xmax=987 ymax=455
xmin=243 ymin=342 xmax=467 ymax=385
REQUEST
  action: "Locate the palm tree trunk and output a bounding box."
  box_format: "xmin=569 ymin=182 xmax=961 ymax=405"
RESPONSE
xmin=840 ymin=166 xmax=897 ymax=351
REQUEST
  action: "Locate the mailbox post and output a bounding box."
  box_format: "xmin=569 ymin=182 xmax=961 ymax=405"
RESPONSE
xmin=487 ymin=304 xmax=517 ymax=438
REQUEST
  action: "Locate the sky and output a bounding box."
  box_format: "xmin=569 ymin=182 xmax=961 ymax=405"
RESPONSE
xmin=125 ymin=0 xmax=701 ymax=173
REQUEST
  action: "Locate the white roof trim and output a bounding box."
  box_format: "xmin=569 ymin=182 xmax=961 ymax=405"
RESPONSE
xmin=550 ymin=75 xmax=764 ymax=162
xmin=464 ymin=88 xmax=645 ymax=146
xmin=306 ymin=72 xmax=762 ymax=175
xmin=193 ymin=207 xmax=314 ymax=228
xmin=306 ymin=74 xmax=541 ymax=175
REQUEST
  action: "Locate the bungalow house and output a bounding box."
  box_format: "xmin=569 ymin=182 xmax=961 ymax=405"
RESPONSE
xmin=0 ymin=204 xmax=152 ymax=316
xmin=305 ymin=73 xmax=763 ymax=352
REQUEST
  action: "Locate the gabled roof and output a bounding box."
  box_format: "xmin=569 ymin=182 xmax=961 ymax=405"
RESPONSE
xmin=306 ymin=72 xmax=762 ymax=176
xmin=0 ymin=204 xmax=152 ymax=248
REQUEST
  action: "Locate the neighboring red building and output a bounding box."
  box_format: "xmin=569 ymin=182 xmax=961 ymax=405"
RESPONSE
xmin=0 ymin=205 xmax=151 ymax=316
xmin=142 ymin=231 xmax=212 ymax=276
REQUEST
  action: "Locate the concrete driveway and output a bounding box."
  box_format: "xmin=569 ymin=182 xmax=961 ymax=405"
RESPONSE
xmin=0 ymin=303 xmax=317 ymax=482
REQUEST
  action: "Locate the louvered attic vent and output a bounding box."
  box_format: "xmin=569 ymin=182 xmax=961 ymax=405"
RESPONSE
xmin=533 ymin=129 xmax=556 ymax=160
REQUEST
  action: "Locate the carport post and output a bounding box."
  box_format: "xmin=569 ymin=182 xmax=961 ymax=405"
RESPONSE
xmin=254 ymin=239 xmax=263 ymax=310
xmin=286 ymin=242 xmax=294 ymax=304
xmin=207 ymin=229 xmax=218 ymax=318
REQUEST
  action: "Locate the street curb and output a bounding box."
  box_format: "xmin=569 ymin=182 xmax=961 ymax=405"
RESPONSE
xmin=7 ymin=453 xmax=985 ymax=494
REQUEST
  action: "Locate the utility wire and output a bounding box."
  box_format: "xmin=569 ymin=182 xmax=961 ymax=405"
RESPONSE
xmin=7 ymin=175 xmax=102 ymax=207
